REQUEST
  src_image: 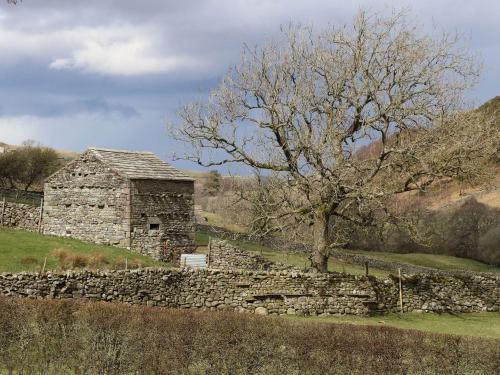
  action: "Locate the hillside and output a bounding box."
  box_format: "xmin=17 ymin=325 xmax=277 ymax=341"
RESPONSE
xmin=0 ymin=228 xmax=167 ymax=273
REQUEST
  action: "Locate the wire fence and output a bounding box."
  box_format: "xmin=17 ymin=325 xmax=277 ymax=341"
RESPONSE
xmin=0 ymin=189 xmax=43 ymax=207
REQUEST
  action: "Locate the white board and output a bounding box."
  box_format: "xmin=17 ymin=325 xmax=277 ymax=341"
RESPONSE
xmin=180 ymin=254 xmax=207 ymax=269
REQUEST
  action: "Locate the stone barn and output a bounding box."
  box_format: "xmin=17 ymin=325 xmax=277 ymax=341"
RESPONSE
xmin=43 ymin=147 xmax=195 ymax=260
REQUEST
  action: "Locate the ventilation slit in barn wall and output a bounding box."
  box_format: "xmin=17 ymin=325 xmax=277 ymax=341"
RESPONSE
xmin=149 ymin=223 xmax=160 ymax=231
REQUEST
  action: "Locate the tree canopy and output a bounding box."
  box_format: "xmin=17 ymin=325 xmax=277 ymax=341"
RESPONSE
xmin=0 ymin=142 xmax=61 ymax=191
xmin=171 ymin=10 xmax=497 ymax=272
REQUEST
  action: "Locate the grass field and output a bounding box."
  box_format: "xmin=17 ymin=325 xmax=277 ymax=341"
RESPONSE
xmin=0 ymin=228 xmax=167 ymax=273
xmin=2 ymin=229 xmax=498 ymax=276
xmin=195 ymin=232 xmax=389 ymax=276
xmin=230 ymin=238 xmax=391 ymax=277
xmin=291 ymin=312 xmax=500 ymax=339
xmin=345 ymin=249 xmax=500 ymax=273
xmin=200 ymin=211 xmax=246 ymax=233
xmin=195 ymin=232 xmax=499 ymax=276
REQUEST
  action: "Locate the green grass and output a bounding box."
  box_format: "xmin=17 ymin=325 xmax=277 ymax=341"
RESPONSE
xmin=196 ymin=232 xmax=499 ymax=277
xmin=0 ymin=228 xmax=168 ymax=273
xmin=290 ymin=312 xmax=500 ymax=339
xmin=200 ymin=211 xmax=245 ymax=233
xmin=195 ymin=233 xmax=390 ymax=277
xmin=232 ymin=239 xmax=391 ymax=277
xmin=194 ymin=231 xmax=210 ymax=247
xmin=345 ymin=249 xmax=500 ymax=273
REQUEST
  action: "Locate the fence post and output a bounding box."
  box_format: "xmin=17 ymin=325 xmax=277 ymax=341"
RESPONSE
xmin=365 ymin=261 xmax=369 ymax=276
xmin=38 ymin=197 xmax=44 ymax=233
xmin=398 ymin=268 xmax=404 ymax=313
xmin=41 ymin=256 xmax=47 ymax=274
xmin=207 ymin=236 xmax=211 ymax=268
xmin=0 ymin=197 xmax=5 ymax=227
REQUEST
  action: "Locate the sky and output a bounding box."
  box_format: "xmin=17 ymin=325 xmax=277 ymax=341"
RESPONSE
xmin=0 ymin=0 xmax=499 ymax=171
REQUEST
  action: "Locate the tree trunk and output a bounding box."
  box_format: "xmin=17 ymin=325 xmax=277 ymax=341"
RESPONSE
xmin=311 ymin=211 xmax=329 ymax=273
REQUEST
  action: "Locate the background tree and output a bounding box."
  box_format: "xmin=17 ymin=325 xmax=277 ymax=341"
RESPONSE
xmin=0 ymin=141 xmax=60 ymax=191
xmin=171 ymin=10 xmax=496 ymax=272
xmin=204 ymin=170 xmax=222 ymax=196
xmin=0 ymin=151 xmax=23 ymax=188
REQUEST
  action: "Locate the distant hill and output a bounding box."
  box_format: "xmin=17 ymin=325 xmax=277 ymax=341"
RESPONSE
xmin=0 ymin=141 xmax=79 ymax=162
xmin=478 ymin=95 xmax=500 ymax=118
xmin=407 ymin=96 xmax=499 ymax=210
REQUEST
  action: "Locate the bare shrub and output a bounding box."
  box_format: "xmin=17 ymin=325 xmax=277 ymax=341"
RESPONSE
xmin=127 ymin=259 xmax=144 ymax=269
xmin=478 ymin=227 xmax=500 ymax=265
xmin=110 ymin=258 xmax=144 ymax=270
xmin=50 ymin=248 xmax=114 ymax=270
xmin=51 ymin=248 xmax=88 ymax=269
xmin=19 ymin=257 xmax=39 ymax=266
xmin=87 ymin=253 xmax=109 ymax=268
xmin=0 ymin=297 xmax=498 ymax=374
xmin=50 ymin=247 xmax=73 ymax=264
xmin=349 ymin=197 xmax=500 ymax=265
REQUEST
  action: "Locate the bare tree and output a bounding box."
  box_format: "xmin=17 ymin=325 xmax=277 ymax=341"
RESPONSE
xmin=171 ymin=10 xmax=496 ymax=272
xmin=0 ymin=141 xmax=61 ymax=191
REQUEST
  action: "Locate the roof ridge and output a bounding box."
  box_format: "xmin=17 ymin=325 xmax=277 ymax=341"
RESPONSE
xmin=89 ymin=147 xmax=155 ymax=155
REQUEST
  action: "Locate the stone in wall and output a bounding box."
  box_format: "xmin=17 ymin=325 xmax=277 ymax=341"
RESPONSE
xmin=207 ymin=240 xmax=297 ymax=271
xmin=0 ymin=202 xmax=41 ymax=231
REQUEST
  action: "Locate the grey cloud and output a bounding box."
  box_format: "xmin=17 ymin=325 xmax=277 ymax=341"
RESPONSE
xmin=46 ymin=97 xmax=140 ymax=118
xmin=0 ymin=0 xmax=498 ymax=170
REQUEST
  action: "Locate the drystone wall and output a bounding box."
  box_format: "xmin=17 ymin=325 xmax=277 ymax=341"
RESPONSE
xmin=0 ymin=202 xmax=41 ymax=231
xmin=130 ymin=179 xmax=195 ymax=261
xmin=196 ymin=223 xmax=308 ymax=252
xmin=43 ymin=154 xmax=130 ymax=247
xmin=0 ymin=267 xmax=497 ymax=316
xmin=208 ymin=240 xmax=295 ymax=271
xmin=382 ymin=273 xmax=499 ymax=313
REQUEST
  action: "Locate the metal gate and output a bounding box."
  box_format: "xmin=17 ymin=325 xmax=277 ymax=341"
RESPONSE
xmin=180 ymin=254 xmax=207 ymax=269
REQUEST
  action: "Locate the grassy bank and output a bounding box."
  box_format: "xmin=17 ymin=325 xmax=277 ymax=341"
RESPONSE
xmin=195 ymin=232 xmax=389 ymax=277
xmin=0 ymin=297 xmax=498 ymax=374
xmin=345 ymin=249 xmax=500 ymax=273
xmin=196 ymin=232 xmax=499 ymax=276
xmin=2 ymin=228 xmax=497 ymax=276
xmin=231 ymin=239 xmax=391 ymax=277
xmin=0 ymin=228 xmax=167 ymax=273
xmin=291 ymin=312 xmax=500 ymax=339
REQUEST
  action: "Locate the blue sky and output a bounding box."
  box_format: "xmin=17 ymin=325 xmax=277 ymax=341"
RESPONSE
xmin=0 ymin=0 xmax=498 ymax=171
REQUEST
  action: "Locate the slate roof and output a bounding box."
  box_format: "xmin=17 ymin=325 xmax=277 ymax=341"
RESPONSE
xmin=88 ymin=148 xmax=194 ymax=181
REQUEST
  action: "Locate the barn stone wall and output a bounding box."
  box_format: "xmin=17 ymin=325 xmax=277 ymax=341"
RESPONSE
xmin=0 ymin=202 xmax=41 ymax=231
xmin=42 ymin=154 xmax=130 ymax=247
xmin=0 ymin=267 xmax=497 ymax=316
xmin=130 ymin=179 xmax=195 ymax=261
